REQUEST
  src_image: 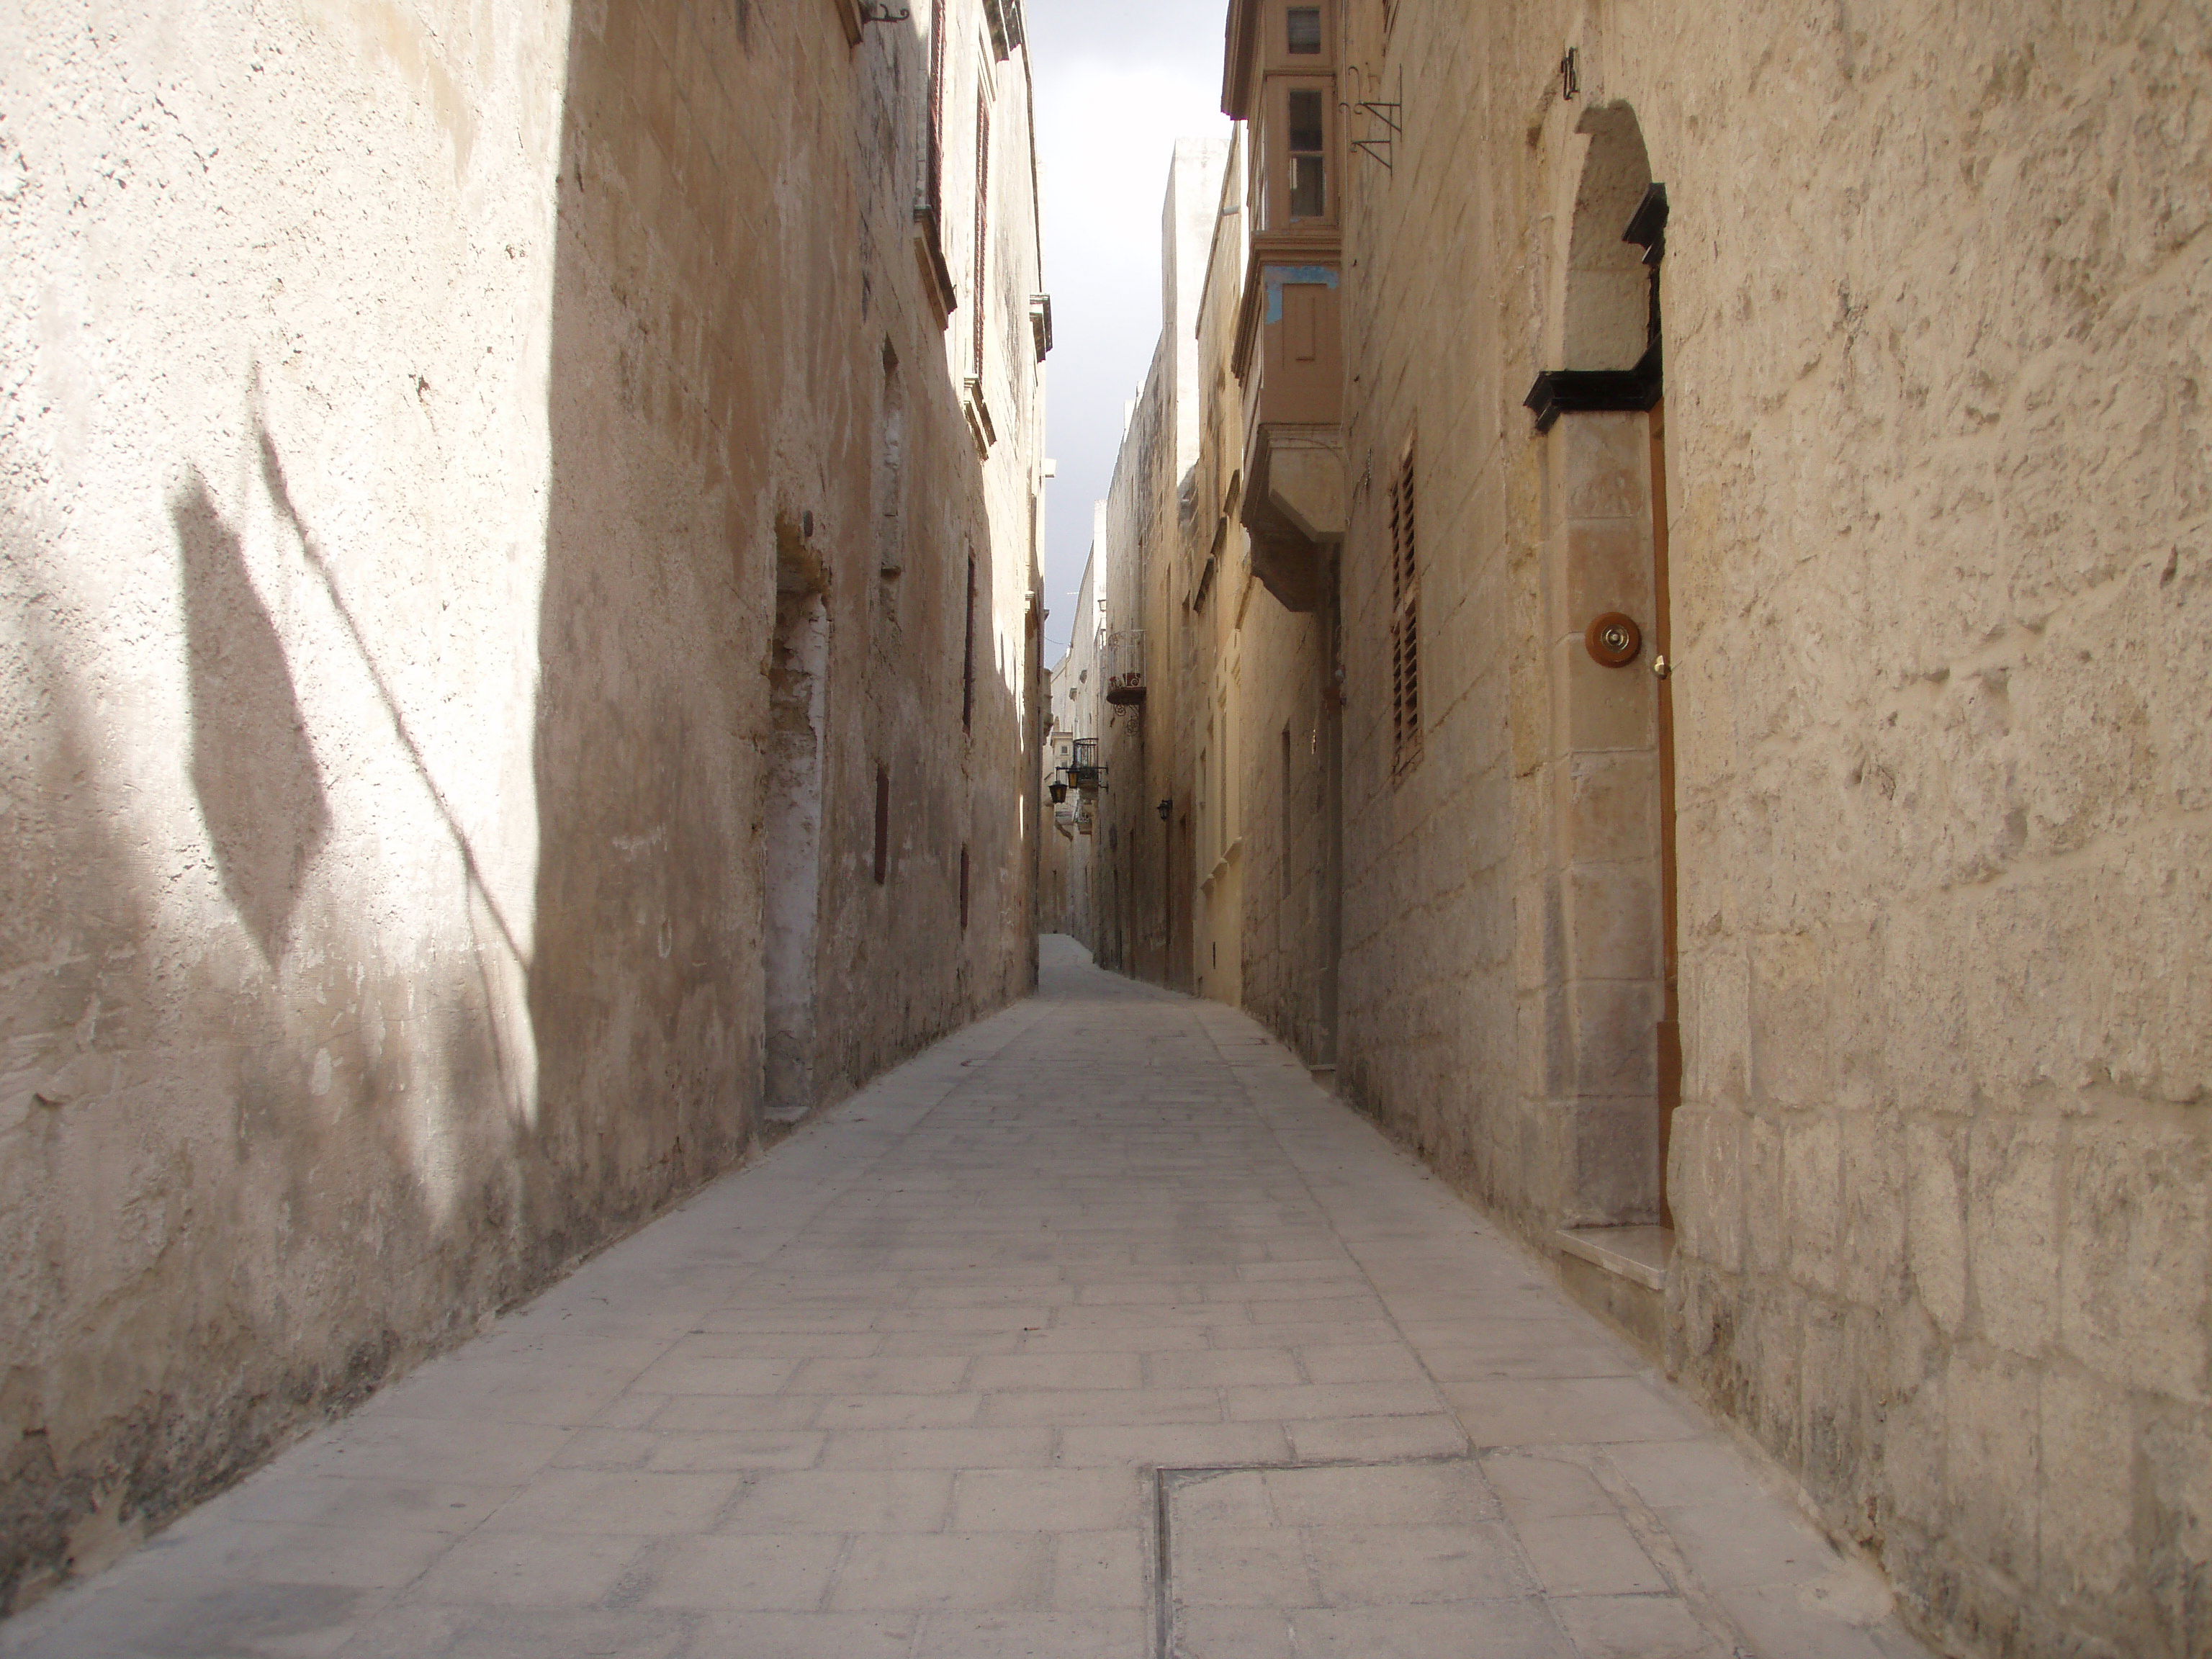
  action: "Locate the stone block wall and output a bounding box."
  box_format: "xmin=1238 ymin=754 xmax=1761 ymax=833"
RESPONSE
xmin=1645 ymin=9 xmax=2212 ymax=1647
xmin=0 ymin=0 xmax=1042 ymax=1611
xmin=1348 ymin=4 xmax=2212 ymax=1653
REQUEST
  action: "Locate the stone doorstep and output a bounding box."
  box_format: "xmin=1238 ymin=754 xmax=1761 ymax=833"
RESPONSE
xmin=1553 ymin=1226 xmax=1673 ymax=1292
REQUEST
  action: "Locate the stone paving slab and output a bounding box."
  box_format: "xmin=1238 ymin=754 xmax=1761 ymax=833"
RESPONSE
xmin=0 ymin=938 xmax=1933 ymax=1659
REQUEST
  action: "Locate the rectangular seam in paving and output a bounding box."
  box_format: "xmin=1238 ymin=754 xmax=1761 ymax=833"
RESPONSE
xmin=1156 ymin=1455 xmax=1478 ymax=1659
xmin=1151 ymin=1453 xmax=1765 ymax=1659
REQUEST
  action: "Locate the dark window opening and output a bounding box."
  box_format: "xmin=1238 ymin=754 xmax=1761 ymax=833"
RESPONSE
xmin=1286 ymin=6 xmax=1321 ymax=52
xmin=961 ymin=551 xmax=978 ymax=732
xmin=873 ymin=764 xmax=891 ymax=883
xmin=958 ymin=845 xmax=971 ymax=930
xmin=1287 ymin=89 xmax=1325 ymax=218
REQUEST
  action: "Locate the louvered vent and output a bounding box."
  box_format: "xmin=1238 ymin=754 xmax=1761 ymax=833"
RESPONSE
xmin=1388 ymin=445 xmax=1421 ymax=778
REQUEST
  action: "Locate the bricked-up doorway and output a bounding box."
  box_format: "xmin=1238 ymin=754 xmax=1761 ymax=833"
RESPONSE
xmin=1539 ymin=103 xmax=1677 ymax=1233
xmin=763 ymin=534 xmax=830 ymax=1128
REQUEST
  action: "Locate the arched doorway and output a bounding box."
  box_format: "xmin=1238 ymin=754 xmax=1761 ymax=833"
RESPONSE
xmin=1527 ymin=104 xmax=1679 ymax=1242
xmin=762 ymin=529 xmax=830 ymax=1130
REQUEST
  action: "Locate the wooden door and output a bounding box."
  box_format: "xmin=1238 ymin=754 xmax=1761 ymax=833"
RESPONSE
xmin=1652 ymin=401 xmax=1681 ymax=1228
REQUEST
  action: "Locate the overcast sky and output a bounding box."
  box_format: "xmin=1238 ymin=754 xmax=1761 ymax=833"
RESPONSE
xmin=1026 ymin=1 xmax=1231 ymax=664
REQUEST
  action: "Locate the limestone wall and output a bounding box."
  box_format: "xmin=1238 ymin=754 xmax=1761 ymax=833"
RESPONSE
xmin=0 ymin=0 xmax=1042 ymax=1610
xmin=1046 ymin=549 xmax=1102 ymax=948
xmin=1092 ymin=140 xmax=1228 ymax=993
xmin=1087 ymin=1 xmax=2211 ymax=1653
xmin=1173 ymin=128 xmax=1336 ymax=1052
xmin=1091 ymin=332 xmax=1173 ymax=980
xmin=1041 ymin=613 xmax=1098 ymax=945
xmin=1352 ymin=3 xmax=2210 ymax=1651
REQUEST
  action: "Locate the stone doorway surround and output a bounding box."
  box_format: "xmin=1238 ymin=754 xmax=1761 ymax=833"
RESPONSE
xmin=1533 ymin=104 xmax=1678 ymax=1328
xmin=763 ymin=534 xmax=833 ymax=1128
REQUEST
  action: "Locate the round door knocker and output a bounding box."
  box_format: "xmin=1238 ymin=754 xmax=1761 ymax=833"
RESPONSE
xmin=1585 ymin=611 xmax=1642 ymax=667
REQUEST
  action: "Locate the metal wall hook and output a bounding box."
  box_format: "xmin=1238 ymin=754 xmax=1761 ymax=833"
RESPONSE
xmin=861 ymin=3 xmax=909 ymax=21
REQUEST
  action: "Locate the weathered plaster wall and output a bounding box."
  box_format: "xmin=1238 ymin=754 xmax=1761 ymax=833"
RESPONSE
xmin=0 ymin=0 xmax=1041 ymax=1611
xmin=801 ymin=0 xmax=1046 ymax=1102
xmin=1088 ymin=1 xmax=2211 ymax=1655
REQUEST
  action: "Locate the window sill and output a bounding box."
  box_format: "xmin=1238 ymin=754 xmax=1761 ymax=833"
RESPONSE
xmin=912 ymin=212 xmax=957 ymax=327
xmin=963 ymin=377 xmax=997 ymax=457
xmin=1200 ymin=837 xmax=1242 ymax=892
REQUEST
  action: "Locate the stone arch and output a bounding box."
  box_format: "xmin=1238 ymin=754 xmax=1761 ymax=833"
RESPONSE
xmin=1563 ymin=104 xmax=1655 ymax=372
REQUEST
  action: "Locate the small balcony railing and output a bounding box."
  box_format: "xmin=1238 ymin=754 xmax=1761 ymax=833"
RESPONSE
xmin=1065 ymin=735 xmax=1103 ymax=793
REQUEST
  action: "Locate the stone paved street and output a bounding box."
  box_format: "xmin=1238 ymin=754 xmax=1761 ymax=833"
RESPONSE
xmin=1 ymin=941 xmax=1933 ymax=1659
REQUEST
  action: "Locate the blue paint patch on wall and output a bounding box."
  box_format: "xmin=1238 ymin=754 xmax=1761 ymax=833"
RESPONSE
xmin=1263 ymin=265 xmax=1340 ymax=323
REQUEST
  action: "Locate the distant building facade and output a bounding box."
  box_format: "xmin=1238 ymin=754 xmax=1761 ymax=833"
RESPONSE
xmin=0 ymin=0 xmax=1046 ymax=1610
xmin=1077 ymin=4 xmax=2212 ymax=1656
xmin=1040 ymin=547 xmax=1102 ymax=943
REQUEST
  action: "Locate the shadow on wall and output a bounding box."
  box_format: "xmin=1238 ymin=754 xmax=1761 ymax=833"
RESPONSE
xmin=0 ymin=0 xmax=763 ymax=1613
xmin=252 ymin=421 xmax=534 ymax=1112
xmin=0 ymin=602 xmax=161 ymax=1601
xmin=3 ymin=0 xmax=1032 ymax=1615
xmin=521 ymin=0 xmax=765 ymax=1262
xmin=173 ymin=473 xmax=328 ymax=964
xmin=2 ymin=426 xmax=549 ymax=1611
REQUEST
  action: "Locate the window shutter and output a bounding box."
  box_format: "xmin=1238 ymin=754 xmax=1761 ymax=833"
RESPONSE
xmin=1388 ymin=446 xmax=1421 ymax=778
xmin=962 ymin=551 xmax=977 ymax=732
xmin=973 ymin=94 xmax=992 ymax=380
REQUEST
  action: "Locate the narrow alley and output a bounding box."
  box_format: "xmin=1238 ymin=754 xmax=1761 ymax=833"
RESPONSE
xmin=0 ymin=940 xmax=1924 ymax=1659
xmin=5 ymin=4 xmax=2206 ymax=1655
